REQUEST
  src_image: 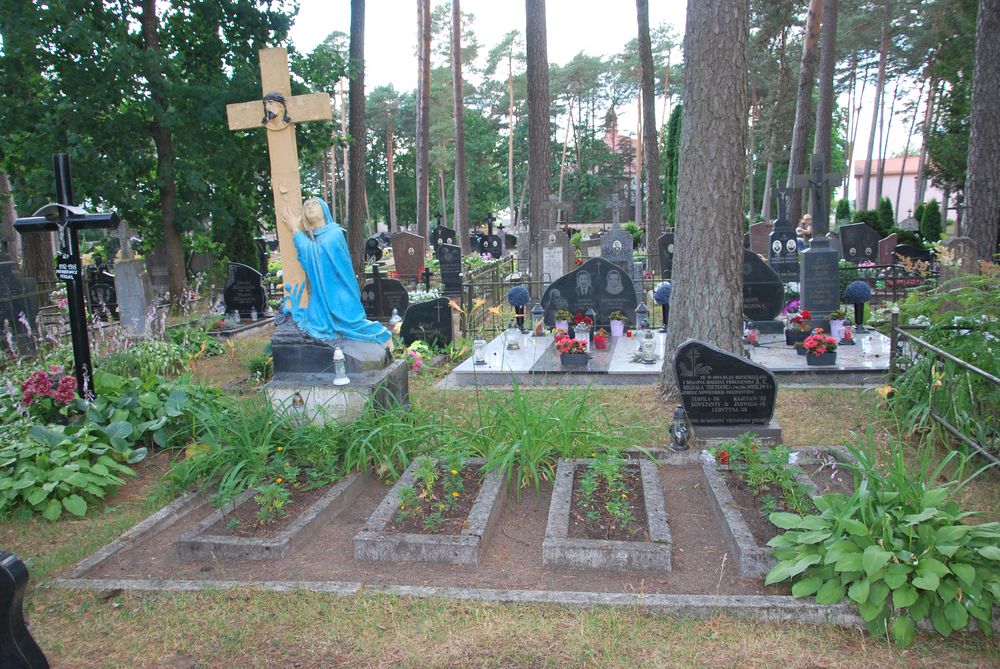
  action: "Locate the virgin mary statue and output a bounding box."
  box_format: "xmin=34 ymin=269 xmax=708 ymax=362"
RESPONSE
xmin=284 ymin=197 xmax=390 ymax=344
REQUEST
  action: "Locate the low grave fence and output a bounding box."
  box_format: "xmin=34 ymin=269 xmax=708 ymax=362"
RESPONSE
xmin=889 ymin=311 xmax=999 ymax=464
xmin=836 ymin=263 xmax=938 ymax=309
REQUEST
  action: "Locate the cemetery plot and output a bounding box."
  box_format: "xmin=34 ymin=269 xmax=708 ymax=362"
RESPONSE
xmin=176 ymin=473 xmax=364 ymax=561
xmin=354 ymin=457 xmax=506 ymax=565
xmin=543 ymin=457 xmax=672 ymax=572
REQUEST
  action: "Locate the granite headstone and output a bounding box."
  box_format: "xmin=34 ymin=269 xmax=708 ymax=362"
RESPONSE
xmin=894 ymin=244 xmax=932 ymax=264
xmin=478 ymin=233 xmax=503 ymax=258
xmin=0 ymin=255 xmax=38 ymax=352
xmin=898 ymin=216 xmax=920 ymax=232
xmin=1 ymin=551 xmax=49 ymax=669
xmin=437 ymin=242 xmax=463 ymax=296
xmin=742 ymin=249 xmax=784 ymax=325
xmin=86 ymin=266 xmax=117 ymax=320
xmin=748 ymin=221 xmax=774 ymax=257
xmin=601 ymin=227 xmax=634 ymax=272
xmin=401 ymin=297 xmax=454 ymax=347
xmin=361 ymin=270 xmax=409 ymax=320
xmin=390 ymin=230 xmax=425 ymax=281
xmin=541 ymin=229 xmax=573 ymax=285
xmin=657 ymin=231 xmax=674 ymax=280
xmin=430 ymin=225 xmax=458 ymax=253
xmin=144 ymin=245 xmax=170 ymax=296
xmin=364 ymin=237 xmax=383 ymax=263
xmin=674 ymin=339 xmax=777 ymax=426
xmin=839 ymin=223 xmax=881 ymax=264
xmin=222 ymin=262 xmax=266 ymax=319
xmin=877 ymin=233 xmax=899 ymax=266
xmin=942 ymin=236 xmax=979 ymax=283
xmin=540 ymin=257 xmax=637 ymax=326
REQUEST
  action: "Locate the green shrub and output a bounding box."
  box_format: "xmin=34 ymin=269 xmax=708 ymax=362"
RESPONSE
xmin=570 ymin=231 xmax=582 ymax=250
xmin=168 ymin=324 xmax=225 ymax=358
xmin=878 ymin=197 xmax=895 ymax=236
xmin=247 ymin=354 xmax=273 ymax=382
xmin=623 ymin=221 xmax=643 ymax=247
xmin=100 ymin=339 xmax=188 ymax=378
xmin=836 ymin=198 xmax=852 ymax=223
xmin=920 ymin=199 xmax=942 ymax=243
xmin=765 ymin=430 xmax=999 ymax=647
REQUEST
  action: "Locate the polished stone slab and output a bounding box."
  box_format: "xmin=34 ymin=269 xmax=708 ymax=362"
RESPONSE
xmin=747 ymin=329 xmax=891 ymax=386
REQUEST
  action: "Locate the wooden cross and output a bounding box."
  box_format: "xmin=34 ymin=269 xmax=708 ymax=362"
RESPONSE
xmin=227 ymin=48 xmax=332 ymax=305
xmin=792 ymin=154 xmax=841 ymax=238
xmin=434 ymin=212 xmax=443 ymax=228
xmin=14 ymin=153 xmax=119 ymax=397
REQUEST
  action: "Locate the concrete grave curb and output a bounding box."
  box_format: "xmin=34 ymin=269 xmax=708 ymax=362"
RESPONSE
xmin=354 ymin=458 xmax=506 ymax=565
xmin=543 ymin=458 xmax=672 ymax=572
xmin=700 ymin=462 xmax=775 ymax=578
xmin=175 ymin=472 xmax=365 ymax=561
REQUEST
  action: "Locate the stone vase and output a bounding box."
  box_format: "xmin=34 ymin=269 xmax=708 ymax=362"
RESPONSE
xmin=829 ymin=319 xmax=845 ymax=341
xmin=610 ymin=320 xmax=625 ymax=337
xmin=806 ymin=351 xmax=837 ymax=366
xmin=785 ymin=329 xmax=810 ymax=346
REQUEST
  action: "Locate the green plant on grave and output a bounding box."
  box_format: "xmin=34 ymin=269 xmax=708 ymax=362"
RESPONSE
xmin=765 ymin=428 xmax=1000 ymax=648
xmin=467 ymin=383 xmax=624 ymax=495
xmin=392 ymin=456 xmax=469 ymax=531
xmin=708 ymin=434 xmax=813 ymax=517
xmin=0 ymin=423 xmax=138 ymax=520
xmin=338 ymin=397 xmax=449 ymax=480
xmin=99 ymin=339 xmax=188 ymax=378
xmin=167 ymin=323 xmax=225 ymax=359
xmin=253 ymin=482 xmax=291 ymax=526
xmin=575 ymin=454 xmax=636 ymax=533
xmin=247 ymin=353 xmax=273 ymax=382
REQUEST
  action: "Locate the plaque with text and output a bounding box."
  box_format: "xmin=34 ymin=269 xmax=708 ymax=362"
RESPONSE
xmin=674 ymin=339 xmax=776 ymax=425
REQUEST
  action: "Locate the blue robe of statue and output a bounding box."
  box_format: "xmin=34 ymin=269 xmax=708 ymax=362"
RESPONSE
xmin=287 ymin=199 xmax=390 ymax=344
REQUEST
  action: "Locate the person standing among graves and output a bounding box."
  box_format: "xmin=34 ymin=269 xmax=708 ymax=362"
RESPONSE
xmin=283 ymin=197 xmax=391 ymax=344
xmin=795 ymin=213 xmax=813 ymax=249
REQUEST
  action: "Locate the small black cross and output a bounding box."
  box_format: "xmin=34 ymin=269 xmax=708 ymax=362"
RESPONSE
xmin=368 ymin=263 xmax=385 ymax=316
xmin=14 ymin=154 xmax=119 ymax=398
xmin=434 ymin=212 xmax=443 ymax=228
xmin=774 ymin=184 xmax=790 ymax=223
xmin=421 ymin=267 xmax=433 ymax=291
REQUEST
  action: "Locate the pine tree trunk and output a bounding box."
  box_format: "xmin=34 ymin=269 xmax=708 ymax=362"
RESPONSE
xmin=557 ymin=108 xmax=572 ymax=202
xmin=875 ymin=78 xmax=900 ymax=206
xmin=663 ymin=0 xmax=748 ymax=389
xmin=859 ymin=5 xmax=889 ymax=212
xmin=914 ymin=69 xmax=936 ymax=211
xmin=508 ymin=54 xmax=516 ymax=227
xmin=895 ymin=80 xmax=923 ymax=219
xmin=786 ymin=0 xmax=824 ymax=226
xmin=386 ymin=112 xmax=397 ymax=232
xmin=0 ymin=172 xmax=18 ymax=264
xmin=964 ymin=0 xmax=1000 ymax=259
xmin=438 ymin=168 xmax=448 ymax=229
xmin=348 ymin=0 xmax=367 ymax=276
xmin=638 ymin=0 xmax=662 ymax=273
xmin=340 ymin=80 xmax=350 ymax=220
xmin=525 ymin=0 xmax=552 ymax=280
xmin=760 ymin=28 xmax=788 ymax=222
xmin=416 ymin=0 xmax=431 ymax=240
xmin=813 ymin=0 xmax=838 ymax=171
xmin=635 ymin=100 xmax=643 ymax=228
xmin=451 ymin=0 xmax=471 ymax=254
xmin=141 ymin=0 xmax=185 ymax=308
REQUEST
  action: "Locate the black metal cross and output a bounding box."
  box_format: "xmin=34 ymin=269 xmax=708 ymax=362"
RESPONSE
xmin=434 ymin=212 xmax=443 ymax=229
xmin=792 ymin=154 xmax=841 ymax=238
xmin=484 ymin=212 xmax=497 ymax=237
xmin=774 ymin=184 xmax=790 ymax=223
xmin=421 ymin=266 xmax=433 ymax=291
xmin=14 ymin=154 xmax=119 ymax=398
xmin=368 ymin=263 xmax=385 ymax=316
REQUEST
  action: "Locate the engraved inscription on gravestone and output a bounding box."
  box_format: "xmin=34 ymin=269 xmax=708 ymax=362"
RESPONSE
xmin=223 ymin=262 xmax=266 ymax=319
xmin=541 ymin=229 xmax=573 ymax=284
xmin=674 ymin=339 xmax=776 ymax=426
xmin=390 ymin=230 xmax=425 ymax=281
xmin=540 ymin=257 xmax=637 ymax=326
xmin=437 ymin=243 xmax=463 ymax=295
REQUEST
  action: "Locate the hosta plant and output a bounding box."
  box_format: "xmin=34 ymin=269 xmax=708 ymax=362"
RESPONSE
xmin=765 ymin=430 xmax=999 ymax=647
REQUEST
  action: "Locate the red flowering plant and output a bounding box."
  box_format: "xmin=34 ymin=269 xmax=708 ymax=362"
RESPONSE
xmin=786 ymin=309 xmax=812 ymax=333
xmin=572 ymin=312 xmax=593 ymax=327
xmin=593 ymin=328 xmax=608 ymax=350
xmin=803 ymin=329 xmax=838 ymax=356
xmin=554 ymin=337 xmax=588 ymax=355
xmin=19 ymin=365 xmax=78 ymax=423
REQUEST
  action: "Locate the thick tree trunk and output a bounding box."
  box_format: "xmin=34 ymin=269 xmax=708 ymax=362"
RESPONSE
xmin=348 ymin=0 xmax=366 ymax=276
xmin=508 ymin=55 xmax=516 ymax=227
xmin=663 ymin=0 xmax=748 ymax=390
xmin=812 ymin=0 xmax=838 ymax=171
xmin=416 ymin=0 xmax=431 ymax=240
xmin=438 ymin=168 xmax=448 ymax=228
xmin=635 ymin=102 xmax=643 ymax=228
xmin=0 ymin=172 xmax=18 ymax=263
xmin=386 ymin=112 xmax=397 ymax=232
xmin=638 ymin=0 xmax=662 ymax=272
xmin=452 ymin=0 xmax=471 ymax=254
xmin=141 ymin=0 xmax=185 ymax=308
xmin=340 ymin=80 xmax=350 ymax=221
xmin=964 ymin=0 xmax=1000 ymax=259
xmin=859 ymin=5 xmax=889 ymax=212
xmin=914 ymin=69 xmax=936 ymax=211
xmin=525 ymin=0 xmax=552 ymax=280
xmin=558 ymin=108 xmax=572 ymax=202
xmin=786 ymin=0 xmax=824 ymax=226
xmin=330 ymin=143 xmax=339 ymax=223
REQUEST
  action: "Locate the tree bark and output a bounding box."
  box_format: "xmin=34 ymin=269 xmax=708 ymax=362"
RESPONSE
xmin=914 ymin=68 xmax=936 ymax=211
xmin=760 ymin=27 xmax=789 ymax=222
xmin=386 ymin=109 xmax=397 ymax=232
xmin=557 ymin=108 xmax=572 ymax=202
xmin=348 ymin=0 xmax=367 ymax=276
xmin=895 ymin=79 xmax=923 ymax=219
xmin=875 ymin=78 xmax=900 ymax=206
xmin=525 ymin=0 xmax=552 ymax=280
xmin=786 ymin=0 xmax=824 ymax=226
xmin=636 ymin=100 xmax=643 ymax=228
xmin=812 ymin=0 xmax=838 ymax=171
xmin=508 ymin=51 xmax=517 ymax=228
xmin=0 ymin=172 xmax=18 ymax=264
xmin=637 ymin=0 xmax=663 ymax=272
xmin=438 ymin=168 xmax=448 ymax=228
xmin=340 ymin=79 xmax=350 ymax=222
xmin=452 ymin=0 xmax=471 ymax=254
xmin=140 ymin=0 xmax=185 ymax=308
xmin=416 ymin=0 xmax=431 ymax=240
xmin=859 ymin=3 xmax=889 ymax=212
xmin=964 ymin=0 xmax=1000 ymax=259
xmin=663 ymin=0 xmax=748 ymax=390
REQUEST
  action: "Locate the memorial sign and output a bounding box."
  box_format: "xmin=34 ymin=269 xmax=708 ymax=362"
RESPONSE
xmin=541 ymin=229 xmax=573 ymax=284
xmin=877 ymin=233 xmax=898 ymax=266
xmin=437 ymin=243 xmax=463 ymax=296
xmin=390 ymin=230 xmax=425 ymax=281
xmin=401 ymin=297 xmax=453 ymax=346
xmin=742 ymin=250 xmax=783 ymax=322
xmin=674 ymin=339 xmax=776 ymax=426
xmin=748 ymin=221 xmax=773 ymax=257
xmin=223 ymin=262 xmax=267 ymax=318
xmin=768 ymin=186 xmax=799 ymax=282
xmin=361 ymin=265 xmax=409 ymax=319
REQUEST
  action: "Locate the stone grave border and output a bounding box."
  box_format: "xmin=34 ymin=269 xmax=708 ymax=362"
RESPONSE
xmin=50 ymin=454 xmax=1000 ymax=633
xmin=700 ymin=446 xmax=858 ymax=579
xmin=353 ymin=457 xmax=506 ymax=565
xmin=542 ymin=458 xmax=672 ymax=572
xmin=205 ymin=316 xmax=276 ymax=340
xmin=175 ymin=472 xmax=365 ymax=561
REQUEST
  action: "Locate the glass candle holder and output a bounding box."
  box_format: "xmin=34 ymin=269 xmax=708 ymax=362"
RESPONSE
xmin=473 ymin=339 xmax=487 ymax=365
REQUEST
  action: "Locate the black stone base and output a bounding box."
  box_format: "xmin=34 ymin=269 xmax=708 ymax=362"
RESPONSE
xmin=272 ymin=313 xmax=392 ymax=375
xmin=749 ymin=319 xmax=784 ymax=334
xmin=690 ymin=418 xmax=783 ymax=444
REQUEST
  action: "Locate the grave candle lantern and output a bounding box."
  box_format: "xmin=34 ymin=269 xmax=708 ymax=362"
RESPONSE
xmin=531 ymin=303 xmax=544 ymax=336
xmin=473 ymin=339 xmax=487 ymax=364
xmin=635 ymin=303 xmax=649 ymax=331
xmin=332 ymin=347 xmax=350 ymax=386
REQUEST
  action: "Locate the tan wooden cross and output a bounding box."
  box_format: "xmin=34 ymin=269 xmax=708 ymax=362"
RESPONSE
xmin=227 ymin=47 xmax=332 ymax=305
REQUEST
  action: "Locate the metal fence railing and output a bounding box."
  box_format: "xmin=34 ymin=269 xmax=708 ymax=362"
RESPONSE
xmin=889 ymin=311 xmax=999 ymax=464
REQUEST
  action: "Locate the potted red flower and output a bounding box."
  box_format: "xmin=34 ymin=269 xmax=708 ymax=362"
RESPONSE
xmin=555 ymin=336 xmax=589 ymax=366
xmin=593 ymin=328 xmax=608 ymax=350
xmin=803 ymin=329 xmax=839 ymax=366
xmin=785 ymin=309 xmax=812 ymax=346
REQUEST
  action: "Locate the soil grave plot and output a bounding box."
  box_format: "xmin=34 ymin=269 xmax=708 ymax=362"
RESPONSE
xmin=68 ymin=462 xmax=774 ymax=597
xmin=544 ymin=458 xmax=672 ymax=572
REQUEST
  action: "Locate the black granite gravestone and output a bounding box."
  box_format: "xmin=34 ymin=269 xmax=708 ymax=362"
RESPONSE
xmin=601 ymin=227 xmax=634 ymax=272
xmin=674 ymin=339 xmax=777 ymax=426
xmin=0 ymin=256 xmax=39 ymax=353
xmin=364 ymin=237 xmax=383 ymax=263
xmin=361 ymin=266 xmax=409 ymax=319
xmin=894 ymin=244 xmax=932 ymax=263
xmin=768 ymin=186 xmax=799 ymax=282
xmin=255 ymin=237 xmax=270 ymax=275
xmin=540 ymin=257 xmax=637 ymax=327
xmin=504 ymin=233 xmax=517 ymax=253
xmin=657 ymin=231 xmax=674 ymax=280
xmin=437 ymin=243 xmax=463 ymax=296
xmin=742 ymin=250 xmax=784 ymax=327
xmin=1 ymin=551 xmax=49 ymax=669
xmin=222 ymin=262 xmax=266 ymax=318
xmin=478 ymin=234 xmax=502 ymax=258
xmin=839 ymin=223 xmax=882 ymax=264
xmin=430 ymin=225 xmax=458 ymax=253
xmin=401 ymin=297 xmax=453 ymax=346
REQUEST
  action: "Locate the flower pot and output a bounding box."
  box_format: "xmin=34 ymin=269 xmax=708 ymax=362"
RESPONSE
xmin=560 ymin=352 xmax=589 ymax=367
xmin=806 ymin=351 xmax=837 ymax=366
xmin=555 ymin=320 xmax=568 ymax=333
xmin=610 ymin=320 xmax=625 ymax=337
xmin=785 ymin=329 xmax=810 ymax=346
xmin=795 ymin=346 xmax=807 ymax=356
xmin=593 ymin=337 xmax=608 ymax=350
xmin=829 ymin=319 xmax=845 ymax=341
